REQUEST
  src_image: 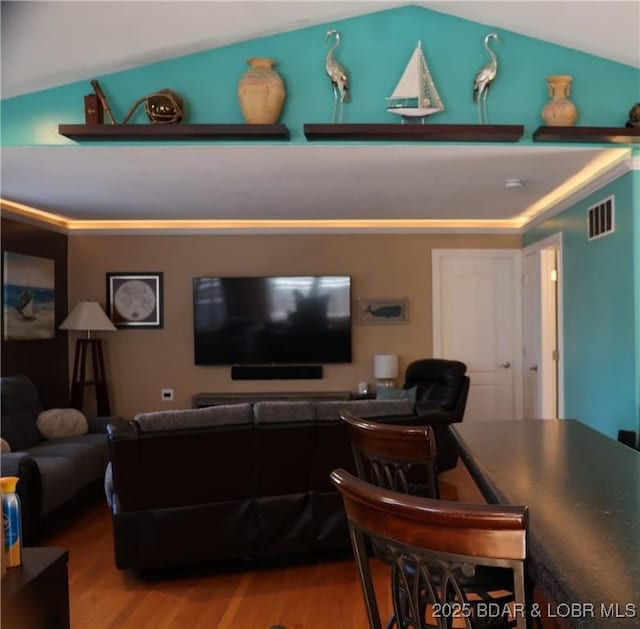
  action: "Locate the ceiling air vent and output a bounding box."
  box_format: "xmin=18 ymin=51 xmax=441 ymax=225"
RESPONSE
xmin=588 ymin=195 xmax=614 ymax=241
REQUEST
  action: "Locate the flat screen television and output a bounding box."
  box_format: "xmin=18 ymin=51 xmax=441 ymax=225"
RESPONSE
xmin=193 ymin=276 xmax=352 ymax=365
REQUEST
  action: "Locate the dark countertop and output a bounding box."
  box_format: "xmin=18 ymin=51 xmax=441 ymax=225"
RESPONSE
xmin=451 ymin=419 xmax=640 ymax=628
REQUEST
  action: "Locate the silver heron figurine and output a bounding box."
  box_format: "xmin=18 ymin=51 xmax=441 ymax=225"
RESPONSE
xmin=473 ymin=32 xmax=500 ymax=124
xmin=325 ymin=29 xmax=350 ymax=123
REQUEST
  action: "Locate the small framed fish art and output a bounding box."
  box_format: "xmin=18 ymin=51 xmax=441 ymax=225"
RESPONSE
xmin=356 ymin=297 xmax=408 ymax=324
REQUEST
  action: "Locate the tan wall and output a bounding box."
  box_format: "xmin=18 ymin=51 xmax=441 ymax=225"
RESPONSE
xmin=68 ymin=232 xmax=521 ymax=418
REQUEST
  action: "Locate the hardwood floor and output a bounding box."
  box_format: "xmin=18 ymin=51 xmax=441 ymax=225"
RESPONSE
xmin=43 ymin=464 xmax=484 ymax=629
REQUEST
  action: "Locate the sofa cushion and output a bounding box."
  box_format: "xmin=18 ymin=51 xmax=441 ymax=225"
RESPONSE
xmin=0 ymin=375 xmax=43 ymax=451
xmin=29 ymin=456 xmax=78 ymax=515
xmin=37 ymin=408 xmax=88 ymax=440
xmin=61 ymin=433 xmax=111 ymax=470
xmin=134 ymin=403 xmax=253 ymax=432
xmin=253 ymin=401 xmax=315 ymax=424
xmin=314 ymin=399 xmax=413 ymax=421
xmin=27 ymin=438 xmax=107 ymax=491
xmin=0 ymin=438 xmax=10 ymax=453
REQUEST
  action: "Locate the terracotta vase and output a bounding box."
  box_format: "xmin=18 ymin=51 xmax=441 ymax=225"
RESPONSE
xmin=237 ymin=58 xmax=285 ymax=124
xmin=541 ymin=75 xmax=578 ymax=126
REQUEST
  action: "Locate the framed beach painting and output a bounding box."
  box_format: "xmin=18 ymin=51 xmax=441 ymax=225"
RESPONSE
xmin=357 ymin=297 xmax=408 ymax=324
xmin=2 ymin=252 xmax=55 ymax=340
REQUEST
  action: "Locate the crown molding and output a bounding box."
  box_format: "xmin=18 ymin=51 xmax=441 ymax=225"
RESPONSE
xmin=1 ymin=198 xmax=523 ymax=235
xmin=522 ymin=151 xmax=636 ymax=232
xmin=0 ymin=204 xmax=68 ymax=234
xmin=4 ymin=150 xmax=637 ymax=236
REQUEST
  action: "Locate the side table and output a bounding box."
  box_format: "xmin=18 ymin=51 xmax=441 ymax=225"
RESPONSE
xmin=1 ymin=546 xmax=70 ymax=629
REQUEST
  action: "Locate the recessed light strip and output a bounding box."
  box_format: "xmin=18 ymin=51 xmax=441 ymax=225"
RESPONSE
xmin=517 ymin=148 xmax=631 ymax=225
xmin=4 ymin=144 xmax=631 ymax=234
xmin=1 ymin=198 xmax=71 ymax=228
xmin=2 ymin=199 xmax=521 ymax=232
xmin=67 ymin=218 xmax=520 ymax=231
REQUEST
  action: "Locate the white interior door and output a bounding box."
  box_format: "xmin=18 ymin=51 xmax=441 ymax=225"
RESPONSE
xmin=432 ymin=249 xmax=523 ymax=422
xmin=523 ymin=249 xmax=543 ymax=419
xmin=540 ymin=249 xmax=559 ymax=417
xmin=522 ymin=234 xmax=562 ymax=419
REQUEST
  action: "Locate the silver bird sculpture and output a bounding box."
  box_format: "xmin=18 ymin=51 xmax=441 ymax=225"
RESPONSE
xmin=473 ymin=32 xmax=500 ymax=124
xmin=325 ymin=29 xmax=350 ymax=123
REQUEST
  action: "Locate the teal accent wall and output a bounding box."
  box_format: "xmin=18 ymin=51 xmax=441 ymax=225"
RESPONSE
xmin=524 ymin=172 xmax=639 ymax=439
xmin=2 ymin=5 xmax=638 ymax=146
xmin=3 ymin=4 xmax=640 ymax=435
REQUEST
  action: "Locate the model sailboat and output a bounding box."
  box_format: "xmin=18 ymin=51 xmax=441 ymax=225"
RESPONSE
xmin=16 ymin=288 xmax=36 ymax=320
xmin=386 ymin=41 xmax=444 ymax=121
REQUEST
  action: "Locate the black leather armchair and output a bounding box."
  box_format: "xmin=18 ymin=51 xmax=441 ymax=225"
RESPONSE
xmin=402 ymin=358 xmax=470 ymax=472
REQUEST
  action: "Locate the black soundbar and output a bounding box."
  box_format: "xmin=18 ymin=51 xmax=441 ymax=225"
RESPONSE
xmin=231 ymin=365 xmax=323 ymax=380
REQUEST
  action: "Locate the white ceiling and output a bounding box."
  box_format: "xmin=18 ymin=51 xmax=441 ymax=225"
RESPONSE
xmin=1 ymin=1 xmax=638 ymax=230
xmin=1 ymin=144 xmax=624 ymax=224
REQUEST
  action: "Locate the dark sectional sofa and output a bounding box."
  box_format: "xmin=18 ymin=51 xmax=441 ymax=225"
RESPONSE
xmin=106 ymin=398 xmax=422 ymax=572
xmin=0 ymin=375 xmax=120 ymax=544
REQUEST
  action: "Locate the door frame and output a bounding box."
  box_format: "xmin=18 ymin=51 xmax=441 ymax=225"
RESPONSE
xmin=522 ymin=233 xmax=565 ymax=418
xmin=432 ymin=248 xmax=524 ymax=420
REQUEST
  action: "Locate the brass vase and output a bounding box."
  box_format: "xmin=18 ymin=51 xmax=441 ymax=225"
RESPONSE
xmin=541 ymin=75 xmax=578 ymax=126
xmin=237 ymin=58 xmax=285 ymax=124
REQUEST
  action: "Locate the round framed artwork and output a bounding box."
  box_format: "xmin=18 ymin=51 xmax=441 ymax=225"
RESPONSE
xmin=106 ymin=273 xmax=163 ymax=328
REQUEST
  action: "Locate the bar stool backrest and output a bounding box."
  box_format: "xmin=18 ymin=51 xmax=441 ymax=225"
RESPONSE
xmin=340 ymin=409 xmax=439 ymax=499
xmin=330 ymin=468 xmax=529 ymax=629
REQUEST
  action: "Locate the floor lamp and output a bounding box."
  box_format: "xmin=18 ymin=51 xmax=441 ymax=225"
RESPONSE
xmin=59 ymin=301 xmax=116 ymax=417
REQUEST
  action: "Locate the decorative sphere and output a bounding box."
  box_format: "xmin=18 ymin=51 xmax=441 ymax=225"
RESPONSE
xmin=627 ymin=102 xmax=640 ymax=128
xmin=144 ymin=89 xmax=184 ymax=124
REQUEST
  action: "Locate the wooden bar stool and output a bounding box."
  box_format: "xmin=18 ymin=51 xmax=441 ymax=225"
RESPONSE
xmin=331 ymin=468 xmax=530 ymax=629
xmin=340 ymin=410 xmax=439 ymax=499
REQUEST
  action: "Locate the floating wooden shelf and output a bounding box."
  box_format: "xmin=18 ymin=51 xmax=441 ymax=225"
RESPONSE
xmin=303 ymin=123 xmax=524 ymax=142
xmin=58 ymin=123 xmax=290 ymax=141
xmin=532 ymin=126 xmax=640 ymax=144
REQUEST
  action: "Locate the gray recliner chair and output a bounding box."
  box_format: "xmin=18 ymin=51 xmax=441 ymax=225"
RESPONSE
xmin=0 ymin=375 xmax=118 ymax=543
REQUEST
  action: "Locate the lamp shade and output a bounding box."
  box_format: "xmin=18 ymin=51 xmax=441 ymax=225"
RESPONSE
xmin=59 ymin=301 xmax=116 ymax=332
xmin=373 ymin=354 xmax=399 ymax=379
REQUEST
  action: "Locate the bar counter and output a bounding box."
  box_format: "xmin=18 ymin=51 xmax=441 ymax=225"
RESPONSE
xmin=451 ymin=419 xmax=639 ymax=628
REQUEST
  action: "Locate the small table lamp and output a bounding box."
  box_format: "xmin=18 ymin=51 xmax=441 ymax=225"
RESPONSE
xmin=59 ymin=301 xmax=116 ymax=416
xmin=374 ymin=354 xmax=399 ymax=392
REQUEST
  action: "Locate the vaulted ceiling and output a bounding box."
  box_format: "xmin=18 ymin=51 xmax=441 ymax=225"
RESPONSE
xmin=2 ymin=1 xmax=638 ymax=232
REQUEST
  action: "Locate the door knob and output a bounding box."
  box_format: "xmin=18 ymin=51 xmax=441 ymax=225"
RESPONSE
xmin=499 ymin=362 xmax=511 ymax=369
xmin=529 ymin=365 xmax=538 ymax=372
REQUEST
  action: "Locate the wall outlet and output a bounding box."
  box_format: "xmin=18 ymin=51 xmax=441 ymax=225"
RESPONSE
xmin=161 ymin=388 xmax=174 ymax=401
